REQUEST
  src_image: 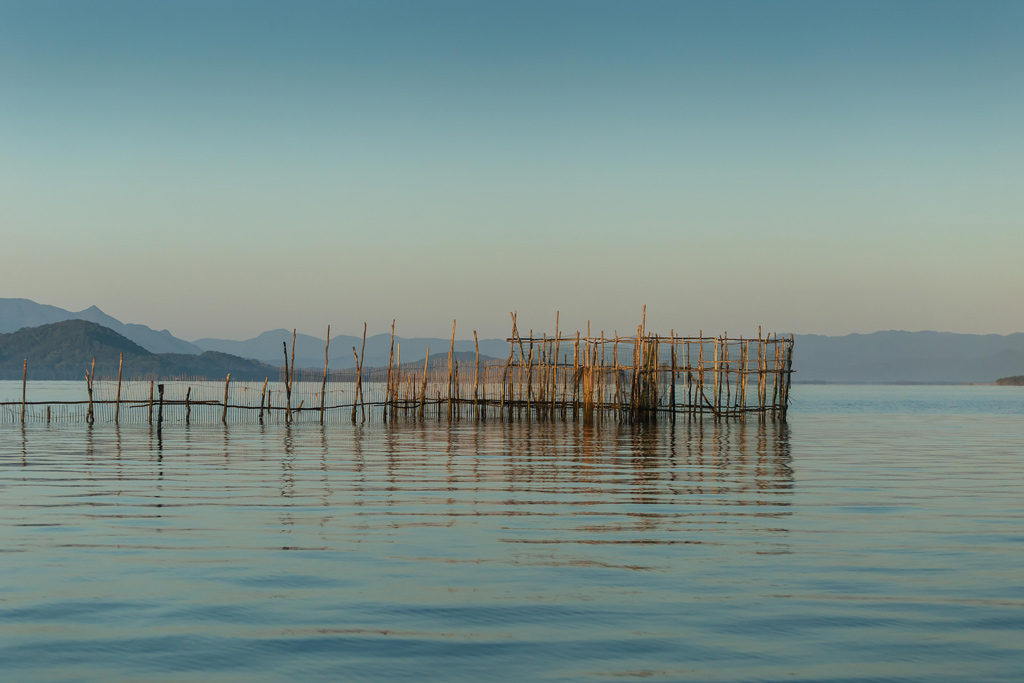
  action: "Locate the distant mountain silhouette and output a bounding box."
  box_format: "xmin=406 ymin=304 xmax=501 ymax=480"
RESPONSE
xmin=0 ymin=298 xmax=200 ymax=354
xmin=794 ymin=330 xmax=1024 ymax=383
xmin=0 ymin=320 xmax=276 ymax=380
xmin=193 ymin=329 xmax=512 ymax=370
xmin=7 ymin=299 xmax=1024 ymax=383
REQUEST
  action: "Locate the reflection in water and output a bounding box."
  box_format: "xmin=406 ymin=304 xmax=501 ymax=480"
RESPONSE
xmin=2 ymin=400 xmax=1023 ymax=682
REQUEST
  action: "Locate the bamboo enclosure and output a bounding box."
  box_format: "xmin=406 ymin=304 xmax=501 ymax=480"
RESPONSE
xmin=2 ymin=311 xmax=794 ymax=426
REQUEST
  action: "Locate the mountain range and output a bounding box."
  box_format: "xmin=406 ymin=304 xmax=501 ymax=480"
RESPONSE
xmin=0 ymin=320 xmax=275 ymax=380
xmin=3 ymin=298 xmax=1024 ymax=383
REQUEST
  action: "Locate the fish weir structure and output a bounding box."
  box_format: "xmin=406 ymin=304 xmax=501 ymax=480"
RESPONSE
xmin=2 ymin=311 xmax=794 ymax=426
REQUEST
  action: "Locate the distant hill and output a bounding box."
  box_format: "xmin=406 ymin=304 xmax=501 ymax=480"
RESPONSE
xmin=193 ymin=329 xmax=513 ymax=370
xmin=9 ymin=299 xmax=1024 ymax=383
xmin=793 ymin=331 xmax=1024 ymax=383
xmin=996 ymin=375 xmax=1024 ymax=386
xmin=0 ymin=321 xmax=276 ymax=380
xmin=0 ymin=298 xmax=200 ymax=354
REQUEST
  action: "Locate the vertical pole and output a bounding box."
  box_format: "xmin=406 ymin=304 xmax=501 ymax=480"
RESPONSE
xmin=473 ymin=330 xmax=480 ymax=420
xmin=114 ymin=352 xmax=123 ymax=424
xmin=86 ymin=357 xmax=95 ymax=425
xmin=358 ymin=322 xmax=367 ymax=423
xmin=259 ymin=377 xmax=268 ymax=425
xmin=573 ymin=331 xmax=580 ymax=420
xmin=157 ymin=383 xmax=164 ymax=432
xmin=552 ymin=311 xmax=560 ymax=419
xmin=447 ymin=320 xmax=455 ymax=422
xmin=670 ymin=331 xmax=677 ymax=422
xmin=283 ymin=341 xmax=292 ymax=424
xmin=21 ymin=358 xmax=27 ymax=424
xmin=185 ymin=386 xmax=192 ymax=425
xmin=321 ymin=325 xmax=331 ymax=425
xmin=419 ymin=348 xmax=429 ymax=421
xmin=148 ymin=380 xmax=154 ymax=425
xmin=384 ymin=321 xmax=394 ymax=423
xmin=394 ymin=342 xmax=401 ymax=421
xmin=222 ymin=373 xmax=230 ymax=425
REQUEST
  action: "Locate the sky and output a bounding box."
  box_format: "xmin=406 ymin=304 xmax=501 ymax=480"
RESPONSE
xmin=2 ymin=0 xmax=1022 ymax=341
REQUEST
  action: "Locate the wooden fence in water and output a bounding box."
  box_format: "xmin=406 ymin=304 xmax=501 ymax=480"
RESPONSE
xmin=1 ymin=312 xmax=794 ymax=426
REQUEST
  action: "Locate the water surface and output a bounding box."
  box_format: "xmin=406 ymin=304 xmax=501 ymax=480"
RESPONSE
xmin=1 ymin=386 xmax=1022 ymax=680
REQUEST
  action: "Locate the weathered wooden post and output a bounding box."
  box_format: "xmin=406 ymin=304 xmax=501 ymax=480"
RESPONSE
xmin=157 ymin=383 xmax=165 ymax=431
xmin=321 ymin=325 xmax=331 ymax=425
xmin=222 ymin=373 xmax=230 ymax=425
xmin=114 ymin=352 xmax=123 ymax=424
xmin=21 ymin=358 xmax=27 ymax=424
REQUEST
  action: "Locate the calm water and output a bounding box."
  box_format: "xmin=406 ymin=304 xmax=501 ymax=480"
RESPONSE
xmin=1 ymin=386 xmax=1022 ymax=681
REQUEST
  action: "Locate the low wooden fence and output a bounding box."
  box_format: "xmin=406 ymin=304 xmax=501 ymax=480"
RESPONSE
xmin=1 ymin=312 xmax=794 ymax=426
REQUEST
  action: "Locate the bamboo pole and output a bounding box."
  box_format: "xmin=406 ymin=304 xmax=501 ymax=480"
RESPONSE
xmin=283 ymin=341 xmax=292 ymax=423
xmin=419 ymin=347 xmax=429 ymax=421
xmin=670 ymin=331 xmax=677 ymax=421
xmin=383 ymin=321 xmax=394 ymax=423
xmin=552 ymin=311 xmax=560 ymax=419
xmin=21 ymin=358 xmax=27 ymax=424
xmin=185 ymin=386 xmax=192 ymax=425
xmin=113 ymin=352 xmax=123 ymax=424
xmin=222 ymin=373 xmax=230 ymax=425
xmin=86 ymin=357 xmax=95 ymax=425
xmin=321 ymin=324 xmax=331 ymax=425
xmin=148 ymin=380 xmax=154 ymax=425
xmin=157 ymin=383 xmax=164 ymax=431
xmin=573 ymin=331 xmax=580 ymax=420
xmin=697 ymin=334 xmax=705 ymax=419
xmin=356 ymin=322 xmax=367 ymax=423
xmin=473 ymin=330 xmax=480 ymax=420
xmin=259 ymin=377 xmax=268 ymax=425
xmin=394 ymin=341 xmax=401 ymax=421
xmin=447 ymin=320 xmax=455 ymax=422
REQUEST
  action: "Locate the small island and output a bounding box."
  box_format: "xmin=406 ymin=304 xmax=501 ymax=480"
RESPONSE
xmin=996 ymin=375 xmax=1024 ymax=386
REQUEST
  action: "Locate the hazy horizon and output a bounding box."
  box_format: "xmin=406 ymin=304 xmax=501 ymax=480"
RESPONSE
xmin=4 ymin=1 xmax=1022 ymax=339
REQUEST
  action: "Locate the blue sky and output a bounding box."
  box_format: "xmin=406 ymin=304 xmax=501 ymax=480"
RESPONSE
xmin=2 ymin=1 xmax=1022 ymax=339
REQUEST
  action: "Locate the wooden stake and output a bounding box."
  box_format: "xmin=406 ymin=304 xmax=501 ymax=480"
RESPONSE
xmin=419 ymin=347 xmax=429 ymax=421
xmin=114 ymin=352 xmax=123 ymax=424
xmin=259 ymin=377 xmax=268 ymax=425
xmin=321 ymin=324 xmax=331 ymax=425
xmin=283 ymin=340 xmax=292 ymax=423
xmin=157 ymin=383 xmax=164 ymax=431
xmin=148 ymin=380 xmax=154 ymax=425
xmin=222 ymin=373 xmax=230 ymax=425
xmin=86 ymin=357 xmax=95 ymax=425
xmin=384 ymin=321 xmax=394 ymax=423
xmin=447 ymin=320 xmax=455 ymax=422
xmin=185 ymin=386 xmax=192 ymax=425
xmin=21 ymin=358 xmax=27 ymax=424
xmin=473 ymin=330 xmax=480 ymax=419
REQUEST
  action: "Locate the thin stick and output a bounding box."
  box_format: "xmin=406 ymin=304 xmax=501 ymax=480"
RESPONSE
xmin=222 ymin=373 xmax=230 ymax=425
xmin=259 ymin=377 xmax=268 ymax=424
xmin=148 ymin=380 xmax=154 ymax=425
xmin=114 ymin=352 xmax=123 ymax=424
xmin=473 ymin=330 xmax=479 ymax=420
xmin=321 ymin=324 xmax=331 ymax=425
xmin=185 ymin=386 xmax=192 ymax=425
xmin=359 ymin=322 xmax=367 ymax=423
xmin=86 ymin=357 xmax=95 ymax=425
xmin=447 ymin=319 xmax=455 ymax=422
xmin=419 ymin=347 xmax=429 ymax=421
xmin=283 ymin=340 xmax=292 ymax=423
xmin=21 ymin=358 xmax=27 ymax=424
xmin=384 ymin=320 xmax=395 ymax=423
xmin=157 ymin=383 xmax=164 ymax=431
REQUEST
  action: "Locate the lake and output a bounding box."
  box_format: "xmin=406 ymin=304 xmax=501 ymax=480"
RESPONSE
xmin=1 ymin=385 xmax=1022 ymax=680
